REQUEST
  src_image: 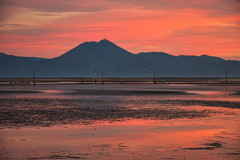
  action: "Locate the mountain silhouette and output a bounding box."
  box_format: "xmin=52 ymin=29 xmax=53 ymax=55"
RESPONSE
xmin=0 ymin=39 xmax=240 ymax=77
xmin=58 ymin=39 xmax=135 ymax=68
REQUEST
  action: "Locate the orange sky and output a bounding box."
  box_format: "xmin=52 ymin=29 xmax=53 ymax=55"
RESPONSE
xmin=0 ymin=0 xmax=240 ymax=60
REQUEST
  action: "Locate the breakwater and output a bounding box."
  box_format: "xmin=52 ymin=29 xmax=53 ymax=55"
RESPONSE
xmin=1 ymin=77 xmax=240 ymax=84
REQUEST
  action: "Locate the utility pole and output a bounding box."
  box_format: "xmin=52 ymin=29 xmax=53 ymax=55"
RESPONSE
xmin=154 ymin=68 xmax=156 ymax=84
xmin=33 ymin=69 xmax=36 ymax=84
xmin=33 ymin=69 xmax=35 ymax=79
xmin=95 ymin=69 xmax=96 ymax=84
xmin=102 ymin=68 xmax=104 ymax=84
xmin=225 ymin=68 xmax=228 ymax=84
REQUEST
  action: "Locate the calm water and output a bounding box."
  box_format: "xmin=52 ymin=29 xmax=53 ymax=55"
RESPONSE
xmin=0 ymin=84 xmax=239 ymax=159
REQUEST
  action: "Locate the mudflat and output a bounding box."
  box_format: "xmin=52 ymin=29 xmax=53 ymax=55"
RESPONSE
xmin=0 ymin=84 xmax=239 ymax=159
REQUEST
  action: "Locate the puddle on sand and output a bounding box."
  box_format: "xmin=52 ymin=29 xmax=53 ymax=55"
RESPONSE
xmin=41 ymin=90 xmax=63 ymax=93
xmin=186 ymin=90 xmax=224 ymax=95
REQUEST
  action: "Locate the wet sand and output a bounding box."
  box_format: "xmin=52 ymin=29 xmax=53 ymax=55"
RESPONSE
xmin=0 ymin=84 xmax=239 ymax=159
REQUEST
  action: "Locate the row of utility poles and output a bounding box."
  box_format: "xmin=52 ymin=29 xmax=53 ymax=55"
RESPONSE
xmin=32 ymin=68 xmax=228 ymax=84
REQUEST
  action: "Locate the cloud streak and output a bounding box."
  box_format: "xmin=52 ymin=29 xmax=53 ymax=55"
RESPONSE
xmin=2 ymin=0 xmax=239 ymax=12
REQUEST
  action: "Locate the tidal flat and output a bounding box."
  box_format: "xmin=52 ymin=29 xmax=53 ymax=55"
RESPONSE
xmin=0 ymin=84 xmax=240 ymax=160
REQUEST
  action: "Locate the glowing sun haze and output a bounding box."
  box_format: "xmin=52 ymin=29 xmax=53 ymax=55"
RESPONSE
xmin=0 ymin=0 xmax=240 ymax=60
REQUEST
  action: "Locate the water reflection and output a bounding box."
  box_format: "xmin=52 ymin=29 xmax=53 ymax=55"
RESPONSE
xmin=186 ymin=90 xmax=224 ymax=95
xmin=1 ymin=113 xmax=239 ymax=159
xmin=41 ymin=90 xmax=63 ymax=93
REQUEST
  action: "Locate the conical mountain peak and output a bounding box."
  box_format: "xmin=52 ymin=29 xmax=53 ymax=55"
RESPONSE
xmin=58 ymin=39 xmax=134 ymax=68
xmin=98 ymin=39 xmax=111 ymax=43
xmin=97 ymin=39 xmax=118 ymax=46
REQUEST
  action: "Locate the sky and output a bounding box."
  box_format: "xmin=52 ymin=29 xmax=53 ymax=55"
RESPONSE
xmin=0 ymin=0 xmax=240 ymax=60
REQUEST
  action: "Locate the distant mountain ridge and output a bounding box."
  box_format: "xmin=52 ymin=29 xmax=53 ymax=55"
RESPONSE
xmin=0 ymin=52 xmax=6 ymax=57
xmin=0 ymin=39 xmax=240 ymax=77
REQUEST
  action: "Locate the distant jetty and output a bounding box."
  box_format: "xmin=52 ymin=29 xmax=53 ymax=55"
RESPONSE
xmin=0 ymin=77 xmax=240 ymax=85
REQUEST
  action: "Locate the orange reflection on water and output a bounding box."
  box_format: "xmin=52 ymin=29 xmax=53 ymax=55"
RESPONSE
xmin=186 ymin=90 xmax=224 ymax=95
xmin=1 ymin=107 xmax=240 ymax=160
